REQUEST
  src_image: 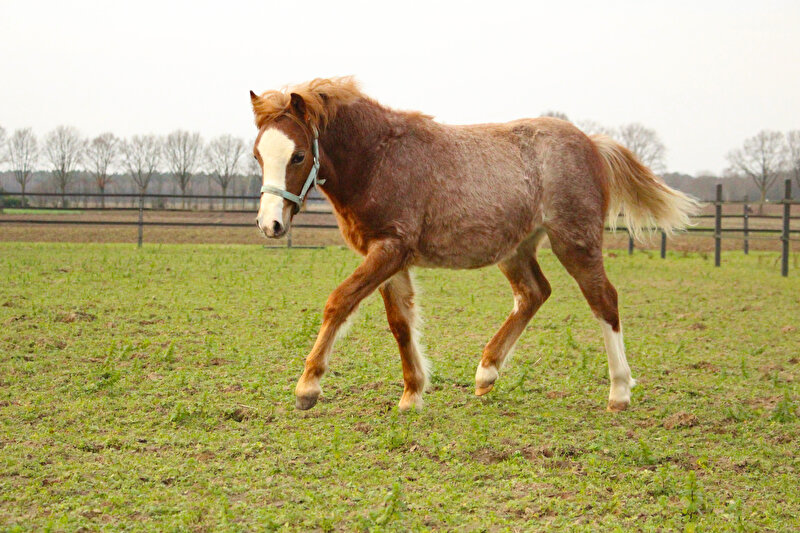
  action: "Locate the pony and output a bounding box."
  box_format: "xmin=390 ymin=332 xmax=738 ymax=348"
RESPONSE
xmin=249 ymin=77 xmax=697 ymax=412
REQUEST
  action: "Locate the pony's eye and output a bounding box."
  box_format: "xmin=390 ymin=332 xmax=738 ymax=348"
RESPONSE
xmin=290 ymin=152 xmax=305 ymax=165
xmin=253 ymin=155 xmax=258 ymax=161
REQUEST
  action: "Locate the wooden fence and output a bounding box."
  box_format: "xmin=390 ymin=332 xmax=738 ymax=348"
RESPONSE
xmin=626 ymin=180 xmax=797 ymax=276
xmin=2 ymin=180 xmax=798 ymax=276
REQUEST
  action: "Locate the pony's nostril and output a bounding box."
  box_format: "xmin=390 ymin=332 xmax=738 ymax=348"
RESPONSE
xmin=272 ymin=221 xmax=283 ymax=234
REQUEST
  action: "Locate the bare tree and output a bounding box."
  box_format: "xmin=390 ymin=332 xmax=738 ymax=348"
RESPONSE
xmin=85 ymin=133 xmax=119 ymax=208
xmin=205 ymin=135 xmax=245 ymax=210
xmin=0 ymin=125 xmax=7 ymax=165
xmin=577 ymin=120 xmax=615 ymax=137
xmin=540 ymin=110 xmax=570 ymax=121
xmin=245 ymin=155 xmax=262 ymax=195
xmin=121 ymin=135 xmax=162 ymax=194
xmin=787 ymin=130 xmax=800 ymax=190
xmin=726 ymin=130 xmax=788 ymax=208
xmin=44 ymin=126 xmax=85 ymax=207
xmin=7 ymin=128 xmax=39 ymax=206
xmin=164 ymin=130 xmax=203 ymax=208
xmin=617 ymin=123 xmax=666 ymax=173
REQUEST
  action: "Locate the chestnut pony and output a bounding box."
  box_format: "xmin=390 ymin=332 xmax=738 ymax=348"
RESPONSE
xmin=250 ymin=77 xmax=696 ymax=412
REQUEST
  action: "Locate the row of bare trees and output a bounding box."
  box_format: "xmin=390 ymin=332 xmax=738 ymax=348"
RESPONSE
xmin=726 ymin=130 xmax=800 ymax=205
xmin=0 ymin=125 xmax=258 ymax=208
xmin=4 ymin=122 xmax=798 ymax=210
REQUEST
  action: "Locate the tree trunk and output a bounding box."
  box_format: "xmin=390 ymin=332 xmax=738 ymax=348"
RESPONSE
xmin=21 ymin=182 xmax=26 ymax=208
xmin=758 ymin=188 xmax=766 ymax=215
xmin=222 ymin=183 xmax=228 ymax=211
xmin=99 ymin=184 xmax=106 ymax=209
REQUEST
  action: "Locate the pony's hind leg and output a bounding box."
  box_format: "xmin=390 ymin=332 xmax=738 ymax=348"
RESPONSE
xmin=475 ymin=243 xmax=551 ymax=396
xmin=379 ymin=270 xmax=430 ymax=411
xmin=546 ymin=229 xmax=635 ymax=411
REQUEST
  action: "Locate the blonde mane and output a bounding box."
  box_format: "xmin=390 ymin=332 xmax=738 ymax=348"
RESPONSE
xmin=252 ymin=76 xmax=365 ymax=130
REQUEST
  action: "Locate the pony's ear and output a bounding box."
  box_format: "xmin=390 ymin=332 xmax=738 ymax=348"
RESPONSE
xmin=289 ymin=92 xmax=307 ymax=119
xmin=249 ymin=90 xmax=260 ymax=108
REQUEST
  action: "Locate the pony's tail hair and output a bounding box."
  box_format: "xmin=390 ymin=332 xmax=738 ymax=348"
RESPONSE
xmin=591 ymin=134 xmax=700 ymax=240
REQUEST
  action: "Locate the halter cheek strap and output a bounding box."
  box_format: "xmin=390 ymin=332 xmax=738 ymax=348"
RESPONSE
xmin=260 ymin=129 xmax=324 ymax=209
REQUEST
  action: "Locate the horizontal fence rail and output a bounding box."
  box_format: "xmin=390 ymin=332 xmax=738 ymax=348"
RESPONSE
xmin=1 ymin=180 xmax=797 ymax=276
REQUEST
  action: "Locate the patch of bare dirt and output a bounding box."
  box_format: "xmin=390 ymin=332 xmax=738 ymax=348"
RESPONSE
xmin=691 ymin=361 xmax=720 ymax=372
xmin=663 ymin=412 xmax=699 ymax=429
xmin=521 ymin=445 xmax=554 ymax=459
xmin=747 ymin=395 xmax=783 ymax=409
xmin=55 ymin=310 xmax=96 ymax=323
xmin=471 ymin=447 xmax=511 ymax=464
xmin=353 ymin=422 xmax=372 ymax=434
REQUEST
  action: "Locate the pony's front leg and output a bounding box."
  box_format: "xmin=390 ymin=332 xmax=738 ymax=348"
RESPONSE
xmin=295 ymin=241 xmax=407 ymax=410
xmin=379 ymin=270 xmax=430 ymax=411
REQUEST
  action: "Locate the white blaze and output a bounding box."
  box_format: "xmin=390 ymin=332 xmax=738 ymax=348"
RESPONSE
xmin=256 ymin=128 xmax=295 ymax=235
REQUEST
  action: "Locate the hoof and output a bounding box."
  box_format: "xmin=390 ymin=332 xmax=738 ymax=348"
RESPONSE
xmin=398 ymin=391 xmax=424 ymax=412
xmin=296 ymin=393 xmax=319 ymax=410
xmin=475 ymin=363 xmax=498 ymax=397
xmin=295 ymin=379 xmax=321 ymax=411
xmin=475 ymin=384 xmax=494 ymax=396
xmin=607 ymin=399 xmax=629 ymax=412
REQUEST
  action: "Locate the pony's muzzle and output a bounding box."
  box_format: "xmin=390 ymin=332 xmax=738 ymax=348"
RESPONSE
xmin=256 ymin=217 xmax=286 ymax=238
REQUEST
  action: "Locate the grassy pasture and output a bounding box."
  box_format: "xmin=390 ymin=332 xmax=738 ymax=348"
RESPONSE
xmin=0 ymin=242 xmax=798 ymax=531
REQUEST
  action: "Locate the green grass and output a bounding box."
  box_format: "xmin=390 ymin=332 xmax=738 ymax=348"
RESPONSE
xmin=0 ymin=242 xmax=798 ymax=531
xmin=1 ymin=208 xmax=83 ymax=215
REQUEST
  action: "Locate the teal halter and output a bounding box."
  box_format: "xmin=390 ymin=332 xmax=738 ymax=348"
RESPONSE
xmin=260 ymin=128 xmax=324 ymax=211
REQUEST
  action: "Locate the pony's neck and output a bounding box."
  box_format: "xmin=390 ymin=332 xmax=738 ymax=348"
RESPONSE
xmin=317 ymin=98 xmax=394 ymax=207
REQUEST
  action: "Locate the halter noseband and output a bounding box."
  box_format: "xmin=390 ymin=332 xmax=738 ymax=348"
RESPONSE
xmin=259 ymin=120 xmax=324 ymax=211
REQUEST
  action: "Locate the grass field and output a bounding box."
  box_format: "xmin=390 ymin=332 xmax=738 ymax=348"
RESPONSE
xmin=1 ymin=242 xmax=798 ymax=531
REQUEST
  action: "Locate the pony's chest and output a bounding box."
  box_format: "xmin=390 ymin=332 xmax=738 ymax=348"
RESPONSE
xmin=332 ymin=209 xmax=371 ymax=255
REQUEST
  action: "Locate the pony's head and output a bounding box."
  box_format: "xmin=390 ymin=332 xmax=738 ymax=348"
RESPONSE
xmin=249 ymin=77 xmax=362 ymax=238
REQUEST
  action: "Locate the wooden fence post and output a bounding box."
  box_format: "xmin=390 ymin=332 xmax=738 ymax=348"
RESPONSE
xmin=782 ymin=179 xmax=792 ymax=277
xmin=714 ymin=184 xmax=722 ymax=267
xmin=287 ymin=223 xmax=293 ymax=249
xmin=137 ymin=193 xmax=144 ymax=248
xmin=660 ymin=230 xmax=666 ymax=259
xmin=743 ymin=195 xmax=749 ymax=255
xmin=628 ymin=232 xmax=634 ymax=255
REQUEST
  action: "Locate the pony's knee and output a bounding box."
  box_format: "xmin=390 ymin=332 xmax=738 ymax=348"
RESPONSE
xmin=323 ymin=293 xmax=356 ymax=326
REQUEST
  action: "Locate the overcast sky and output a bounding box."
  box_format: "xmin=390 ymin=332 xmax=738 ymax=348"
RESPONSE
xmin=1 ymin=0 xmax=798 ymax=175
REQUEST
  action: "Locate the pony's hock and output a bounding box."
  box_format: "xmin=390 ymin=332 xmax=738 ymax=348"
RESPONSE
xmin=249 ymin=77 xmax=699 ymax=412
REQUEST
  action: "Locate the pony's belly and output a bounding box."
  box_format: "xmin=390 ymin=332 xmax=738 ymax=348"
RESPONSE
xmin=413 ymin=234 xmax=520 ymax=269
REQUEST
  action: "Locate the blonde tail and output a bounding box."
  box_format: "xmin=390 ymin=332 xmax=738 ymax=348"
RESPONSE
xmin=591 ymin=134 xmax=700 ymax=240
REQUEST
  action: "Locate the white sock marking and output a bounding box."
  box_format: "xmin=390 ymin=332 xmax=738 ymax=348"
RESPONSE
xmin=599 ymin=320 xmax=634 ymax=402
